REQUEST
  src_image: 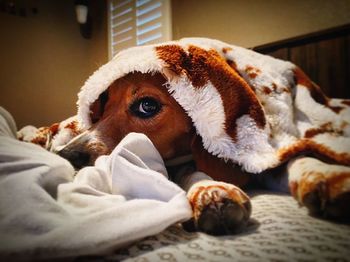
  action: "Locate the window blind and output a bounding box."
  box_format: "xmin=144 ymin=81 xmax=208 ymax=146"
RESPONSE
xmin=108 ymin=0 xmax=172 ymax=59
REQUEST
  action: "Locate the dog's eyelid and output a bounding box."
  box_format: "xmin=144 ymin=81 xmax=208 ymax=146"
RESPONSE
xmin=130 ymin=94 xmax=162 ymax=105
xmin=129 ymin=96 xmax=159 ymax=108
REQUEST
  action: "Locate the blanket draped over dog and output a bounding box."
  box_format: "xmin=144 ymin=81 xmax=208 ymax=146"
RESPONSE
xmin=0 ymin=107 xmax=192 ymax=259
xmin=41 ymin=37 xmax=349 ymax=173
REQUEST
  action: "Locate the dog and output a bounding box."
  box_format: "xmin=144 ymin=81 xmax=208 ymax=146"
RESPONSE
xmin=56 ymin=71 xmax=252 ymax=235
xmin=22 ymin=38 xmax=350 ymax=235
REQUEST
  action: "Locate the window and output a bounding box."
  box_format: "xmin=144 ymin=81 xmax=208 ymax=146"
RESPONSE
xmin=108 ymin=0 xmax=172 ymax=59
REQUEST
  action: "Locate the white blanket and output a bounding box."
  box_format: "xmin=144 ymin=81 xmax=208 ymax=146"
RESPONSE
xmin=0 ymin=107 xmax=192 ymax=259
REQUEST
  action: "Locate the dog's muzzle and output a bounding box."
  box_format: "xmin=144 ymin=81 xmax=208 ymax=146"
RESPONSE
xmin=55 ymin=133 xmax=92 ymax=169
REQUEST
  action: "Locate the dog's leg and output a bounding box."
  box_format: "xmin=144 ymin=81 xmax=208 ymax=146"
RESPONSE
xmin=288 ymin=157 xmax=350 ymax=222
xmin=173 ymin=166 xmax=251 ymax=235
xmin=171 ymin=135 xmax=252 ymax=235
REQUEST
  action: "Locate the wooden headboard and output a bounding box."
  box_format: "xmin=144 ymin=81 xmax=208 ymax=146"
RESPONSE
xmin=253 ymin=24 xmax=350 ymax=99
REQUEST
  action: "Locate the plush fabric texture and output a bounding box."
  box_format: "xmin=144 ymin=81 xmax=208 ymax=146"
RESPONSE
xmin=17 ymin=116 xmax=80 ymax=151
xmin=75 ymin=37 xmax=350 ymax=174
xmin=0 ymin=107 xmax=192 ymax=259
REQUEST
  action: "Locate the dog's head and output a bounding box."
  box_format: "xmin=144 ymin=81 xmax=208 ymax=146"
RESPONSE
xmin=57 ymin=41 xmax=270 ymax=179
xmin=58 ymin=72 xmax=194 ymax=169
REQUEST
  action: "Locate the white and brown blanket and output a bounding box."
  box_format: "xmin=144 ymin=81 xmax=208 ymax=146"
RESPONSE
xmin=23 ymin=37 xmax=350 ymax=174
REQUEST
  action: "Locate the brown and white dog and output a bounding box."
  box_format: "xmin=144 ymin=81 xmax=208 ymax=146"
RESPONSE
xmin=57 ymin=72 xmax=253 ymax=235
xmin=21 ymin=38 xmax=350 ymax=235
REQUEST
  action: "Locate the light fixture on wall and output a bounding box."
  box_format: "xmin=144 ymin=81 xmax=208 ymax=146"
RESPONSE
xmin=74 ymin=0 xmax=92 ymax=39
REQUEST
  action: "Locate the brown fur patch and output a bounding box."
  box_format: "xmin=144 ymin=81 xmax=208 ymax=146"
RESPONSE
xmin=304 ymin=122 xmax=343 ymax=138
xmin=297 ymin=171 xmax=350 ymax=200
xmin=49 ymin=123 xmax=59 ymax=136
xmin=341 ymin=100 xmax=350 ymax=106
xmin=156 ymin=45 xmax=208 ymax=88
xmin=327 ymin=172 xmax=350 ymax=198
xmin=298 ymin=172 xmax=326 ymax=201
xmin=226 ymin=59 xmax=237 ymax=70
xmin=293 ymin=67 xmax=344 ymax=114
xmin=31 ymin=136 xmax=47 ymax=147
xmin=264 ymin=83 xmax=290 ymax=94
xmin=30 ymin=127 xmax=50 ymax=147
xmin=278 ymin=140 xmax=350 ymax=166
xmin=282 ymin=87 xmax=291 ymax=93
xmin=189 ymin=186 xmax=205 ymax=210
xmin=65 ymin=120 xmax=80 ymax=135
xmin=328 ymin=106 xmax=344 ymax=114
xmin=341 ymin=121 xmax=349 ymax=129
xmin=222 ymin=47 xmax=232 ymax=54
xmin=272 ymin=83 xmax=277 ymax=91
xmin=245 ymin=65 xmax=261 ymax=79
xmin=156 ymin=45 xmax=266 ymax=141
xmin=249 ymin=72 xmax=258 ymax=79
xmin=262 ymin=86 xmax=272 ymax=95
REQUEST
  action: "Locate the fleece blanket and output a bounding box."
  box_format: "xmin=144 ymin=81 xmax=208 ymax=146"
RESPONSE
xmin=0 ymin=107 xmax=192 ymax=259
xmin=26 ymin=38 xmax=350 ymax=174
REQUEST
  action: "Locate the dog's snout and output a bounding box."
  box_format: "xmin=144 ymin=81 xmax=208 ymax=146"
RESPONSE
xmin=57 ymin=148 xmax=90 ymax=169
xmin=54 ymin=131 xmax=95 ymax=169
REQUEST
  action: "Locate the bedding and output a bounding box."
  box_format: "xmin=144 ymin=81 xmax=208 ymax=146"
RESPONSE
xmin=0 ymin=107 xmax=191 ymax=259
xmin=2 ymin=107 xmax=350 ymax=262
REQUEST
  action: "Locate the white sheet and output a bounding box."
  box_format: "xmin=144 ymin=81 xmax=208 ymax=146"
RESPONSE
xmin=0 ymin=107 xmax=192 ymax=259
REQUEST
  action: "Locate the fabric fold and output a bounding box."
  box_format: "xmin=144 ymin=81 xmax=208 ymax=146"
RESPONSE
xmin=0 ymin=107 xmax=192 ymax=259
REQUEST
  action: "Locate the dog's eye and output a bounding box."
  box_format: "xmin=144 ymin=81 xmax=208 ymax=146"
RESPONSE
xmin=130 ymin=97 xmax=162 ymax=118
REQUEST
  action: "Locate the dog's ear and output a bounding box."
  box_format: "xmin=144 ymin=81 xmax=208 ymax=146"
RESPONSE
xmin=190 ymin=134 xmax=250 ymax=187
xmin=89 ymin=90 xmax=109 ymax=124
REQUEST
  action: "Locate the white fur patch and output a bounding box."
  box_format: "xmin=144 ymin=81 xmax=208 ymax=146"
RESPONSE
xmin=17 ymin=125 xmax=38 ymax=142
xmin=49 ymin=116 xmax=79 ymax=151
xmin=288 ymin=157 xmax=350 ymax=183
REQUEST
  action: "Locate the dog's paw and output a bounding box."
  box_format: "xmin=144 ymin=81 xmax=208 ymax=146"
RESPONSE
xmin=184 ymin=180 xmax=251 ymax=235
xmin=289 ymin=158 xmax=350 ymax=222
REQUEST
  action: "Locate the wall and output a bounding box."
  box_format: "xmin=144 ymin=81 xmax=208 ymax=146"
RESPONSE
xmin=171 ymin=0 xmax=350 ymax=48
xmin=0 ymin=0 xmax=108 ymax=128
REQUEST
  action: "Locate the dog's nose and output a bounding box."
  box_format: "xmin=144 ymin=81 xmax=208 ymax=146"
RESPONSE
xmin=57 ymin=148 xmax=90 ymax=169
